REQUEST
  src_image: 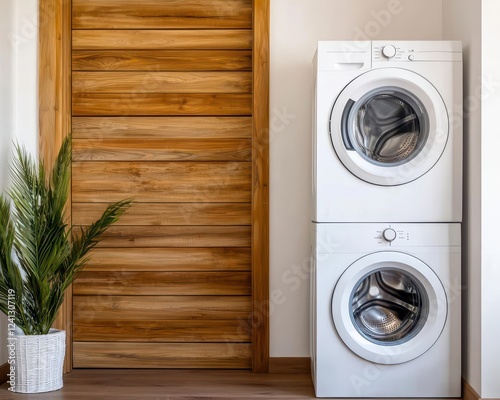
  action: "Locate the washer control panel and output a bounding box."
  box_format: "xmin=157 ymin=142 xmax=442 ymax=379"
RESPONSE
xmin=314 ymin=223 xmax=461 ymax=254
xmin=373 ymin=43 xmax=413 ymax=61
xmin=374 ymin=226 xmax=411 ymax=246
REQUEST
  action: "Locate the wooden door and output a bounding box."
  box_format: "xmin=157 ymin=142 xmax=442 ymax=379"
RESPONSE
xmin=66 ymin=0 xmax=266 ymax=369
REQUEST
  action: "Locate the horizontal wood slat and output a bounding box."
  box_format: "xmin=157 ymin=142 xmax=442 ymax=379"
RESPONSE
xmin=72 ymin=50 xmax=252 ymax=71
xmin=72 ymin=117 xmax=252 ymax=139
xmin=73 ymin=271 xmax=251 ymax=295
xmin=73 ymin=30 xmax=252 ymax=50
xmin=72 ymin=138 xmax=252 ymax=161
xmin=72 ymin=93 xmax=252 ymax=116
xmin=74 ymin=319 xmax=251 ymax=342
xmin=81 ymin=248 xmax=251 ymax=272
xmin=73 ymin=72 xmax=252 ymax=94
xmin=73 ymin=203 xmax=251 ymax=226
xmin=91 ymin=226 xmax=251 ymax=248
xmin=72 ymin=0 xmax=252 ymax=30
xmin=73 ymin=295 xmax=252 ymax=320
xmin=72 ymin=162 xmax=251 ymax=203
xmin=73 ymin=342 xmax=252 ymax=368
xmin=70 ymin=0 xmax=260 ymax=370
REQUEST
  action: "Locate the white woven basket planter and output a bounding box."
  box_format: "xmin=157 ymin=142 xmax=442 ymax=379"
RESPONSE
xmin=12 ymin=329 xmax=66 ymax=393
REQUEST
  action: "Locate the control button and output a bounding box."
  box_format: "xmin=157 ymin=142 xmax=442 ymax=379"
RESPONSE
xmin=382 ymin=228 xmax=397 ymax=242
xmin=382 ymin=45 xmax=397 ymax=59
xmin=408 ymin=54 xmax=415 ymax=61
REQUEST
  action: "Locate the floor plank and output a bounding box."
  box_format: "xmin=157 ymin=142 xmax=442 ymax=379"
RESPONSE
xmin=0 ymin=368 xmax=464 ymax=399
xmin=0 ymin=369 xmax=315 ymax=399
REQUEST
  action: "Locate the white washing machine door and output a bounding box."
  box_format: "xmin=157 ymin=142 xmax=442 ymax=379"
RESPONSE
xmin=330 ymin=68 xmax=448 ymax=186
xmin=332 ymin=251 xmax=447 ymax=365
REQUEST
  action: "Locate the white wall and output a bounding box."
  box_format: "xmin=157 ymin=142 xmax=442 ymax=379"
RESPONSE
xmin=442 ymin=1 xmax=500 ymax=397
xmin=479 ymin=1 xmax=500 ymax=397
xmin=0 ymin=0 xmax=15 ymax=367
xmin=442 ymin=0 xmax=482 ymax=393
xmin=444 ymin=0 xmax=500 ymax=397
xmin=269 ymin=0 xmax=443 ymax=356
xmin=0 ymin=0 xmax=38 ymax=365
xmin=0 ymin=0 xmax=38 ymax=158
xmin=10 ymin=0 xmax=38 ymax=156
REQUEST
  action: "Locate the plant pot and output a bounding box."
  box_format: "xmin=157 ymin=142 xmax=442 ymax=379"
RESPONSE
xmin=10 ymin=329 xmax=66 ymax=393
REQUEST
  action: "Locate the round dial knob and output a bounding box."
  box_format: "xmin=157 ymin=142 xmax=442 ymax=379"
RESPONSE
xmin=382 ymin=45 xmax=397 ymax=59
xmin=383 ymin=228 xmax=397 ymax=242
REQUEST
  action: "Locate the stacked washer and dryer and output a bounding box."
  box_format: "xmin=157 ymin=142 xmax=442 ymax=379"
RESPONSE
xmin=311 ymin=41 xmax=462 ymax=398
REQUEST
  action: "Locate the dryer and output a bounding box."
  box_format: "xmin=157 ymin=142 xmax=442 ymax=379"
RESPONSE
xmin=312 ymin=41 xmax=462 ymax=222
xmin=310 ymin=223 xmax=461 ymax=397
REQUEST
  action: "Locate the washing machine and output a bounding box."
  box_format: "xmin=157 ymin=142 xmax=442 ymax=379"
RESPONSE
xmin=312 ymin=41 xmax=462 ymax=223
xmin=310 ymin=223 xmax=461 ymax=397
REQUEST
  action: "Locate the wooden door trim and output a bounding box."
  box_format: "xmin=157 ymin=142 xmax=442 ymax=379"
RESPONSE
xmin=39 ymin=0 xmax=270 ymax=373
xmin=39 ymin=0 xmax=72 ymax=373
xmin=252 ymin=0 xmax=270 ymax=373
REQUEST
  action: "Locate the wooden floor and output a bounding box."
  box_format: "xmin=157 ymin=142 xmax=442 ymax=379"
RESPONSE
xmin=0 ymin=370 xmax=316 ymax=399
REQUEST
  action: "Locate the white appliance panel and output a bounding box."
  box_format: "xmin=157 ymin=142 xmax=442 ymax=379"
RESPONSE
xmin=312 ymin=41 xmax=463 ymax=223
xmin=311 ymin=223 xmax=461 ymax=397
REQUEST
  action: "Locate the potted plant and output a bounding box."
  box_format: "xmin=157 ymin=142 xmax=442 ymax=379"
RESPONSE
xmin=0 ymin=135 xmax=132 ymax=393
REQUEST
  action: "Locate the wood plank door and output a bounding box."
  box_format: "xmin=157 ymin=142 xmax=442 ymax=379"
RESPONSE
xmin=69 ymin=0 xmax=265 ymax=369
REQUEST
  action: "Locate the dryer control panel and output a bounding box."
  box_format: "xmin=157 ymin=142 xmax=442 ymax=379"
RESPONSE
xmin=373 ymin=41 xmax=462 ymax=62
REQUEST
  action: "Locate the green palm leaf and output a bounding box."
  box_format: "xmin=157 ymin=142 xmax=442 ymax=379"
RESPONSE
xmin=0 ymin=135 xmax=133 ymax=335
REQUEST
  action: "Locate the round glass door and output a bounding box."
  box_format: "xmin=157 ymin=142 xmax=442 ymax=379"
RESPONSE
xmin=330 ymin=68 xmax=449 ymax=186
xmin=332 ymin=252 xmax=447 ymax=365
xmin=345 ymin=88 xmax=428 ymax=167
xmin=351 ymin=269 xmax=428 ymax=345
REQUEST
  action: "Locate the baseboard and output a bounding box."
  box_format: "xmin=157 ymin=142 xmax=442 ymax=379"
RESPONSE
xmin=268 ymin=357 xmax=310 ymax=374
xmin=463 ymin=378 xmax=481 ymax=400
xmin=0 ymin=362 xmax=9 ymax=385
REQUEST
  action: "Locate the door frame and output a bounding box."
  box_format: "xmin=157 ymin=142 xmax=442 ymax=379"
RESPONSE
xmin=39 ymin=0 xmax=270 ymax=373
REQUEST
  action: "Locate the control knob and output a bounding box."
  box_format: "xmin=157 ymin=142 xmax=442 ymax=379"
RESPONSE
xmin=382 ymin=45 xmax=397 ymax=59
xmin=382 ymin=228 xmax=397 ymax=242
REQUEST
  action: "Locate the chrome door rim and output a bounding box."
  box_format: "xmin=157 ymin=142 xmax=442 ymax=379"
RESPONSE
xmin=330 ymin=68 xmax=449 ymax=186
xmin=332 ymin=252 xmax=447 ymax=364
